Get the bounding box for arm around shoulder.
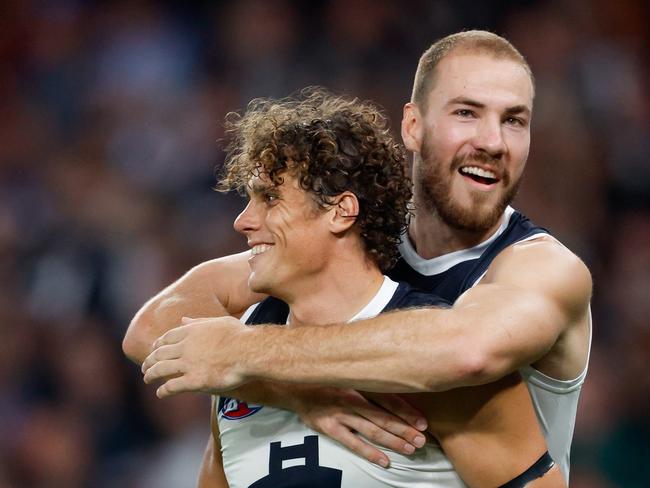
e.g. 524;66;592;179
236;239;591;393
444;238;593;387
213;238;591;394
123;251;264;364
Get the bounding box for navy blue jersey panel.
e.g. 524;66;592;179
245;283;448;326
389;211;548;303
384;282;450;310
246;296;290;325
389;259;475;304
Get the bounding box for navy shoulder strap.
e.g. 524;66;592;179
389;211;548;302
244;283;447;326
246;297;290;325
384;282;450;311
455;211;548;293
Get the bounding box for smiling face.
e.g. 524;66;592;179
233;172;334;297
409;52;533;232
220;89;412;276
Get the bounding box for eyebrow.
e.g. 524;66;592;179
447;96;485;109
246;180;277;197
504;105;531;116
446;97;531;116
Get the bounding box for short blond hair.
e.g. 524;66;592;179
412;30;534;112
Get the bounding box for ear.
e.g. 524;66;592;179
401;102;424;153
329;192;360;234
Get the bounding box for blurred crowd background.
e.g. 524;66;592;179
1;0;648;486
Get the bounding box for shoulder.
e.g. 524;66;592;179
190;252;251;280
491;235;591;286
485;236;592;316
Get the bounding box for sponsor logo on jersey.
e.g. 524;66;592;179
219;398;263;420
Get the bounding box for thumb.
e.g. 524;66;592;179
181;316;195;324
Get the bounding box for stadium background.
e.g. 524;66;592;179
1;0;648;486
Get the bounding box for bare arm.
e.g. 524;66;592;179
197;398;229;488
126;253;428;466
408;374;566;487
237;239;592;392
123;251;263;364
144;239;592;393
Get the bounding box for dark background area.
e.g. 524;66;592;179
0;0;648;486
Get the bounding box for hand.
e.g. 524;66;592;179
290;387;428;468
142;316;251;398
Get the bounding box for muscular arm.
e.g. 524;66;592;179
240;240;590;392
197;398;229;487
233;239;592;392
126;254;427;466
123;251;263;364
408;374;565;487
152;239;590;393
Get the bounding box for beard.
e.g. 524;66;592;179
415;135;522;232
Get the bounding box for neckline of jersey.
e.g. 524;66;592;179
399;206;516;276
348;275;399;323
240;276;399;327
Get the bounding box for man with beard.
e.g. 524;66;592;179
131;31;592;482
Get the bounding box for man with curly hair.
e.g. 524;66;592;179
131;30;591;484
217;91;412;274
181;89;563;487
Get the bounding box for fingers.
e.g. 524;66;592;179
156;377;188;399
297;389;426;459
352;405;427;451
365;393;428;431
143;359;184;384
152;326;189;350
325;421;390;468
344;414;420;456
142;343;182;373
343;392;426;450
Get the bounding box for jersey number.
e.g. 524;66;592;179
249;435;342;488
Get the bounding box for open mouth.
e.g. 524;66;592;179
459;166;499;185
251;244;273;256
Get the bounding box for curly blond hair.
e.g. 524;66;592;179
218;87;412;272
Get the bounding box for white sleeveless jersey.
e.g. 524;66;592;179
396;206;592;481
217;277;467;488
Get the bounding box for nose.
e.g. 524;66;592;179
473;116;506;158
233;200;260;235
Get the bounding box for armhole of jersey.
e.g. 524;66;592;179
498;451;555;488
216;303;260;420
240;302;261;324
213;395;223;419
212;302;262;422
520;307;593;393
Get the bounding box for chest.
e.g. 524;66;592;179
216;398;463;488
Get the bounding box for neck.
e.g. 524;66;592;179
409;209;504;259
283;252;385;328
